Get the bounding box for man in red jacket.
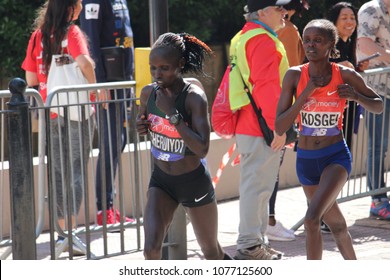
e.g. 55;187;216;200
232;0;291;260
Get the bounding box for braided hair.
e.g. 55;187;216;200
152;32;213;76
303;19;340;59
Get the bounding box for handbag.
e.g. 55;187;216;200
241;76;298;146
47;37;93;121
101;46;126;81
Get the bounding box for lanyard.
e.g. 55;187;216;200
252;20;278;37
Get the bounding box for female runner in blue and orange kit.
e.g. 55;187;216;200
275;19;383;259
136;32;232;260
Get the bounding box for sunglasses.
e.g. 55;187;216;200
264;6;285;12
274;6;286;12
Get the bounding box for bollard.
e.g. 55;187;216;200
148;0;168;44
7;77;37;259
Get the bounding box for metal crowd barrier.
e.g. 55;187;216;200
45;80;148;260
340;67;390;201
0;80;151;259
292;66;390;230
0;77;199;260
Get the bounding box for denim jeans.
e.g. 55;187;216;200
365;97;390;200
95;89;127;211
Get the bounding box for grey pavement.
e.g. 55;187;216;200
12;185;389;261
190;186;390;260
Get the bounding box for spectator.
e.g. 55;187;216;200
320;1;364;234
231;0;291;260
265;0;309;242
276;0;307;67
275;19;383;259
22;0;97;255
136;32;232;260
328;2;369;151
79;0;135;225
357;0;390;221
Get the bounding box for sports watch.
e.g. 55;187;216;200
167;110;182;126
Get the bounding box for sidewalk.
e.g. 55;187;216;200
214;187;390;260
4;186;389;260
77;186;390;260
108;186;390;260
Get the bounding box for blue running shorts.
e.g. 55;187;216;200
296;140;352;186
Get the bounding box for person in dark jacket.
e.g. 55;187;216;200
80;0;135;225
328;2;369;151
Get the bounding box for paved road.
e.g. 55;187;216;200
2;186;389;260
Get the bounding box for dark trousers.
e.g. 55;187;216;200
269;147;286;216
96;90;127;211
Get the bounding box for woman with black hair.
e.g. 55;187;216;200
136;32;232;260
22;0;97;255
327;2;369;151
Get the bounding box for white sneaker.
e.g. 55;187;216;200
56;238;86;256
234;245;279;260
69;243;86;256
266;221;295;241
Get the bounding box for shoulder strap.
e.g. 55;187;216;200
31;30;38;57
60;26;72;54
241;76;263;122
175;83;191;123
233;36;272;137
244;81;274;142
61;38;68;50
146;85;159;115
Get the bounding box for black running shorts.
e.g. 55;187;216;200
149;163;215;207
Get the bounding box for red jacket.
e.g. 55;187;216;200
235;21;288;137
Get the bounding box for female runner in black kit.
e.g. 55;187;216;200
136;32;232;260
